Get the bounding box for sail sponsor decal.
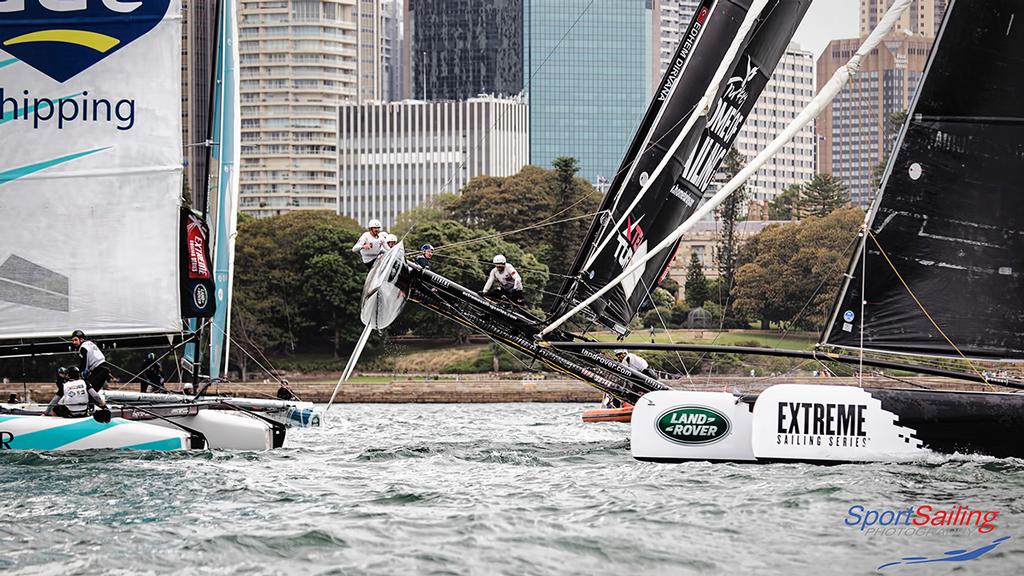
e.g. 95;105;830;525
0;0;172;83
751;385;924;461
656;406;730;445
180;210;216;318
0;0;183;338
657;2;711;103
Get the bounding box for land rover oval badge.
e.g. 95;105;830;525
656;406;730;445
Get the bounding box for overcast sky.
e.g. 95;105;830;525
791;0;860;58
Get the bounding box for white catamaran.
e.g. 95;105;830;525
0;0;317;451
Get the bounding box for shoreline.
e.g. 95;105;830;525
1;375;999;404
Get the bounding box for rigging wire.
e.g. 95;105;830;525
410;211;600;256
867;231;995;390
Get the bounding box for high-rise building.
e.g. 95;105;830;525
338;96;529;228
381;0;404;102
817;32;935;207
237;0;381;218
405;0;524;101
181;0;218;207
525;0;651;185
651;0;699;91
733;43;816;206
860;0;947;37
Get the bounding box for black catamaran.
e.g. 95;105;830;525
352;0;1024;463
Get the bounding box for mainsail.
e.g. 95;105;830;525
0;1;184;339
823;0;1024;360
554;0;810;333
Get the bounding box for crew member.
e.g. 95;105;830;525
415;244;433;270
71;330;110;393
276;379;297;400
482;254;524;304
385;233;398;251
140;352;165;393
45;366;107;418
614;348;658;379
352;219;387;270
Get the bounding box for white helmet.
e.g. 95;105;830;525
493;254;506;265
386;233;398;243
614;348;627;355
368;218;382;229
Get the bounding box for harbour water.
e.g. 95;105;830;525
1;403;1021;575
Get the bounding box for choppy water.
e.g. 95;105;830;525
1;403;1022;575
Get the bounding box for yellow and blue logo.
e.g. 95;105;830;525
0;0;171;83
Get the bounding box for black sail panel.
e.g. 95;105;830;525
824;0;1024;360
553;0;718;317
559;0;810;332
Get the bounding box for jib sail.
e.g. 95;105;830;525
554;0;810;333
823;0;1024;360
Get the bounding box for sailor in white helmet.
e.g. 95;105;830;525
352;219;388;270
384;233;398;250
614;348;657;379
482;254;525;304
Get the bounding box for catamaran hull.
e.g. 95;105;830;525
105;391;323;428
0;415;191;451
632;385;1024;463
144;411;274;450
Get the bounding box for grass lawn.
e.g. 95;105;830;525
588;329;817;350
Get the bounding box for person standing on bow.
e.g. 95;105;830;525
414;244;434;270
140;352;165;393
351;218;387;270
71;330;110;393
44;365;107;418
482;254;524;304
614;348;658;380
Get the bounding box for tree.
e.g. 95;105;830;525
802;173;849;217
684;252;709;308
716;147;747;322
732;207;863;330
769;183;803;220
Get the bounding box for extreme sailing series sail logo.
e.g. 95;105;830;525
680;56;760;190
777;402;869;447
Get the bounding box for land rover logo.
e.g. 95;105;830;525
656;406;730;445
193;285;208;309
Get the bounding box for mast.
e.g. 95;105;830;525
208;0;241;380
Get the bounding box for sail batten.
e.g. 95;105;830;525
823;0;1024;361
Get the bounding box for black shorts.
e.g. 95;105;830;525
87;364;110;392
53;405;88;418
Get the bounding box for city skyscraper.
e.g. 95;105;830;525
860;0;947;37
237;0;381;218
181;0;217;206
339;96;529;228
733;43;817;207
405;0;524;101
381;0;404;102
651;0;699;92
816;0;946;207
525;0;651;185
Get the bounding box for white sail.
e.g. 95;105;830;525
0;1;183;339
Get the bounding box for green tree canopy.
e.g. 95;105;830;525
801;173;850;217
732;207;863;330
684;251;709;308
769;183;803;220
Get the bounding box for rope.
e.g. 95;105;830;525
867;231;993;389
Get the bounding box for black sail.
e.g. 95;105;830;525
824;0;1024;360
553;0;810;333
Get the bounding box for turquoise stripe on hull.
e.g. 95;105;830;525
7;418;123;450
0;58;16;70
122;437;185;451
0;147;109;185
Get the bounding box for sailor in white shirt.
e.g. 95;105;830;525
351;219;387;269
614;348;657;379
44;366;107;418
71;330;110;392
482;254;524;304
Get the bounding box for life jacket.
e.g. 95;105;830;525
59;379;90;414
80;340;106;372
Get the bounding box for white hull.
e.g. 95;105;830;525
145;410;274;450
105;391;323;428
0;414;190;451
